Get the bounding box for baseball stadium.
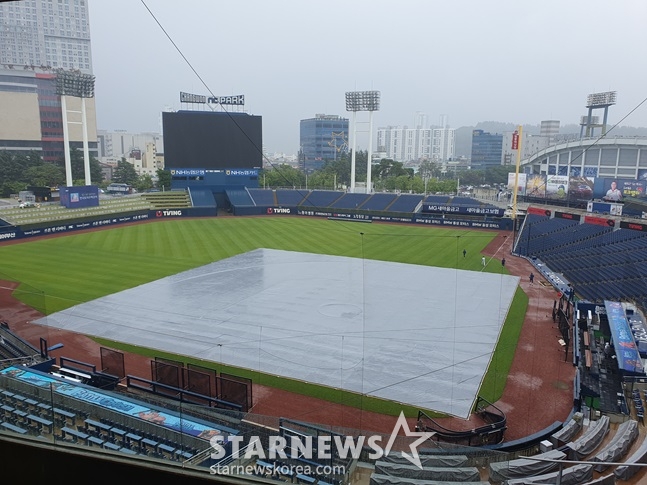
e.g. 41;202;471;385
1;111;647;485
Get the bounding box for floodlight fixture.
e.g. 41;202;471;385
345;90;380;112
55;69;95;98
586;91;616;108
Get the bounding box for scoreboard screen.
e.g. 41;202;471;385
163;111;262;169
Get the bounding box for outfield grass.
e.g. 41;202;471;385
0;217;527;416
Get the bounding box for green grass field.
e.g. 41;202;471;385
0;217;527;417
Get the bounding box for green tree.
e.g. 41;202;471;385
156;169;172;191
24;163;65;187
321;155;351;188
373;159;409;180
458;169;484;186
112;159;139;185
0;181;27;198
262;164;305;188
59;147;104;185
0;151;42;186
484;165;516;185
135;174;154;192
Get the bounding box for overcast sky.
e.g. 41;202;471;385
88;0;647;155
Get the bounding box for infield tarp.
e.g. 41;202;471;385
34;249;520;418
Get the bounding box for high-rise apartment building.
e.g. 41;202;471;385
377;125;454;163
299;114;349;173
431;127;455;163
0;0;97;162
0;0;93;73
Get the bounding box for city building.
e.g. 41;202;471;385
299;114;349;172
0;0;93;73
470;129;503;169
377;123;455;165
501;121;558;167
0;0;97;163
377;125;431;162
97;130;163;176
432;127;455;163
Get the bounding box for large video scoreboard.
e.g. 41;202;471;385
162;111;262;170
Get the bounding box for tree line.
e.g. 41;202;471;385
0;149;172;197
0;148;517;199
261;150;517;194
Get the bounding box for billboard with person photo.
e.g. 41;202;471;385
546;175;569;200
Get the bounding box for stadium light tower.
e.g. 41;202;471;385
345;91;380;193
583;91;616;138
55;69;96;187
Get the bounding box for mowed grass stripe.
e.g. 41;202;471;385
1;219;504;311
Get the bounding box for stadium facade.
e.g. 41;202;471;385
522;136;647;180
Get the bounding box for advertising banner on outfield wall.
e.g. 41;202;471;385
0;213;151;242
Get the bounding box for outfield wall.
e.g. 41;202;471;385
235;205;514;229
0;207;217;242
0;203;509;243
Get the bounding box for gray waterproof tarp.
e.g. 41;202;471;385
370;473;489;485
379;453;469;467
582;474;616;485
373;461;480;482
34;248;520;419
488;449;566;482
592;419;638;472
550;412;583;447
565;415;610;460
504;464;593;485
614;433;647;480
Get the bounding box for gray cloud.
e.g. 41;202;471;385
90;0;647;154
